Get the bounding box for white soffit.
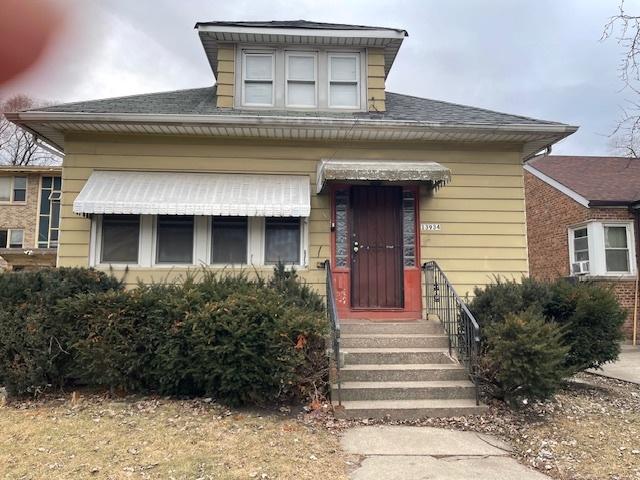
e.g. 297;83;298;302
316;159;452;193
73;171;311;217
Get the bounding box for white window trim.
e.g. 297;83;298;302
241;50;276;107
568;220;636;278
0;176;27;204
285;51;318;108
328;52;361;109
0;228;24;248
90;215;309;269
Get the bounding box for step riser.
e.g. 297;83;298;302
340;322;444;335
336;406;487;420
337;386;477;401
340;337;449;349
344;352;452;365
339;369;469;382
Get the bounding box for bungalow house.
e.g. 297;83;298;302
525;155;640;343
0;165;62;270
7;20;576;418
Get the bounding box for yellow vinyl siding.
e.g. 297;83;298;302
216;45;235;108
366;48;386;112
59;134;528;295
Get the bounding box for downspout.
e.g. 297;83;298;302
634;208;640;346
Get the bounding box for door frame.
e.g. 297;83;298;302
329;183;422;320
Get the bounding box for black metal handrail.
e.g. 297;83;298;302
324;260;341;406
422;261;481;405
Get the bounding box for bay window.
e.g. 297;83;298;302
286;52;316;107
101;215;140;263
242;52;274;106
211;216;248;264
156;216;194;264
328;53;360;108
569;222;635;276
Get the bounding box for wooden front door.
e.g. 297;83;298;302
350;186;404;309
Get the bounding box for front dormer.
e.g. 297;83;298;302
195;21;407;112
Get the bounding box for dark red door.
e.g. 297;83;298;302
351;186;404;309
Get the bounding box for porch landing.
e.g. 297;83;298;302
333;319;487;419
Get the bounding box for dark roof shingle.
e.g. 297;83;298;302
34;86;563;127
529;155;640;204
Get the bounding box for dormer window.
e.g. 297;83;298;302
328;53;360;109
286;52;317;107
242;51;275;106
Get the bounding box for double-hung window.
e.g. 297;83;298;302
242;52;274;106
101;215;140;264
0;229;23;248
328;53;360;108
211;216;248;264
571;227;589;263
0;176;27;202
604;225;631;273
286;52;317;107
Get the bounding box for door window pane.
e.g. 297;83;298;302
101;215;140;263
0;178;10;201
605;226;629;272
12;176;26;202
402;190;416;267
9;230;23;248
212;216;248;264
334;190;349;267
265;217;300;264
156;216;194;264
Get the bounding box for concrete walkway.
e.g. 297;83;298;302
341;426;551;480
589;345;640;384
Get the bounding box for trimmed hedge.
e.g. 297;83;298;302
0;267;328;406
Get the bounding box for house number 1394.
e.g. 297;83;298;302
421;223;441;231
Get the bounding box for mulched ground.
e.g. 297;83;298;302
301;373;640;480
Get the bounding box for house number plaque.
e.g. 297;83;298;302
420;223;441;232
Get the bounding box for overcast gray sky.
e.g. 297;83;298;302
1;0;636;155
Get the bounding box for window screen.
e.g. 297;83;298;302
156;216;194;264
265;217;300;264
287;54;316;107
605;226;629;272
211;216;248;264
244;53;274;105
101;215;140;263
329;55;359;108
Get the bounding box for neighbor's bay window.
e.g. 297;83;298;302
156;216;194;264
569;222;635;276
329;53;360;108
286;52;317;107
101;215;140;263
243;52;275;106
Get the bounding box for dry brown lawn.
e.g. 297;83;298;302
0;394;349;480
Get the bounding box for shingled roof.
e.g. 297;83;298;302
35;86;562;127
527;155;640;205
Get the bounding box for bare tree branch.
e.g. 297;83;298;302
0;94;60;166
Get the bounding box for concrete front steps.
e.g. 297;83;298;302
333;320;487;419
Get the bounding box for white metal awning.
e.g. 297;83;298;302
316;159;452;193
73;171;311;217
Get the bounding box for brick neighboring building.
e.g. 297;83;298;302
0;165;62;270
525;155;640;341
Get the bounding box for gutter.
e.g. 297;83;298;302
5;110;579;135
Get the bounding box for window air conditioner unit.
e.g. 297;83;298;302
571;261;590;275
